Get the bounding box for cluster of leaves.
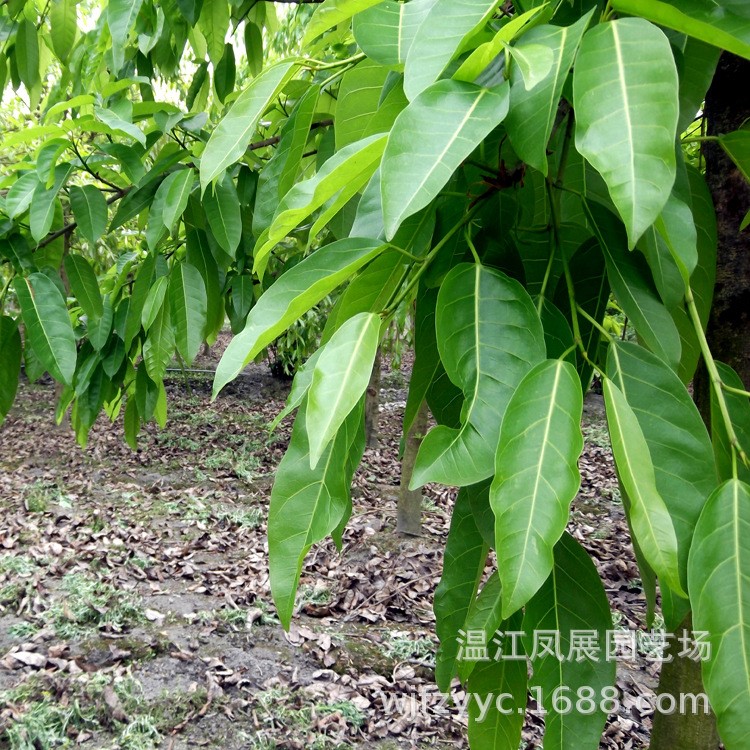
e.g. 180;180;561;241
1;0;750;748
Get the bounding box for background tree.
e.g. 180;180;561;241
1;1;750;749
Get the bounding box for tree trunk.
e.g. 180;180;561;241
397;399;428;536
651;52;750;750
364;350;381;448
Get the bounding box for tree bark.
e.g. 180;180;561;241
397;400;428;536
651;52;750;750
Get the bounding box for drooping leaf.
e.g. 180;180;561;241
30;165;71;243
505;14;592;175
411;263;546;488
712;362;750;485
720;128;750;183
491;359;583;619
14;273;76;386
6;172;39;219
688;479;750;750
141;276;169;332
49;0;77;64
15;18;40;90
69;185;108;245
269;398;365;629
64;254;103;321
607;341;716;593
108;0;144;70
434;486;489;691
522;532;615;750
573;18;679;247
404;0;499;101
214;238;384;395
603;377;685;596
186;229;224;341
200;60;297;191
124;254;156;349
199;0;230;66
611;0;750;60
160;168;195;234
142;303;174;381
0;316;22;425
169;263;208;365
381;79;509;240
255;134;387;273
204;174;242;257
214;43;236;104
306;312;380;468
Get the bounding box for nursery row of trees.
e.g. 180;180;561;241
0;1;749;748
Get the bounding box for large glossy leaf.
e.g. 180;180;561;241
587;202;682;370
124;254;156;349
169;263;208;366
254;134;387;273
49;0;77;63
404;0;498;101
0;316;21;425
214;238;384;395
64;254;103;321
186;229;224;341
15;18;40;89
108;0;144;69
198;0;230;66
611;0;750;60
302;0;384;46
522;532;615;750
603;378;684;596
306;312;380;468
142;303;174;382
200;60;297;191
675;37;720;133
160;169;195;234
689;479;750;750
573;18;679;247
505;14;592;175
204;174;242;257
269;398;364;629
607;342;716;593
6;172;39;219
335;60;392;150
466;613;527;750
30;165;71;243
434;486;489;692
411;263;546;488
69;185;108;245
353;0;437;67
491;359;583;619
381;79;509;240
14;274;76;386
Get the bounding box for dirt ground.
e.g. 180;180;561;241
0;351;663;749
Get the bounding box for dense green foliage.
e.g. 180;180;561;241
1;0;750;747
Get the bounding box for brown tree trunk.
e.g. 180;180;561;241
364;350;381;448
397;400;428;536
651;52;750;750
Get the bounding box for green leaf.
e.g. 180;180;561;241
255;134;387;273
214;238;384;395
124;254;156;349
89;296;113;352
587;202;682;370
302;0;385;47
269;398;365;629
94;106;147;146
186;229;224;341
522;532;615;750
505;14;592;175
0;316;22;425
204;174;242;257
49;0;77;63
6;172;41;218
720;128;750;183
675;37;720;134
712;362;750;485
15;18;40;90
64;254;103;321
404;0;499;101
411;263;546;488
200;60;297;191
199;0;230;66
214;43;236;104
611;0;750;60
381;79;509;240
169;263;208;366
142;303;174;382
573;18;679;247
69;185;108;245
353;0;437;68
491;359;583;619
244;21;263;77
607;341;716;593
603;377;685;596
108;0;144;70
159;169;195;234
434;486;488;691
689;479;750;750
30;164;71;243
14;273;76;386
307;312;380;468
141;276;169;332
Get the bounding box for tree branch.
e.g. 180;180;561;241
247;118;333;153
